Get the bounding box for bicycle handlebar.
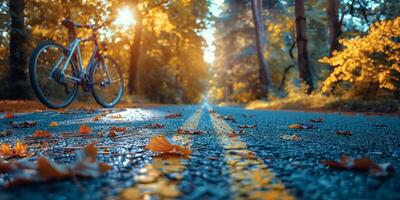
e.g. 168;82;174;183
62;19;112;30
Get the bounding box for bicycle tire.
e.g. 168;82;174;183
91;56;124;108
29;41;78;109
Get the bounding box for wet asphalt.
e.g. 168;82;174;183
0;104;399;200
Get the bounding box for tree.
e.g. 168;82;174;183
327;0;342;54
250;0;272;99
128;0;142;95
295;0;313;93
8;0;28;98
320;17;400;98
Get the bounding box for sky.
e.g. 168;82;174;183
201;0;225;64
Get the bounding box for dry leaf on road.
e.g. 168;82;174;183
3;113;15;119
310;118;324;123
0;141;30;158
164;113;182;119
280;134;302;141
79;124;92;134
0;143;112;187
237;124;257;129
49;122;58;127
144;123;165;129
0;130;12;137
146;135;191;155
8;121;37;128
33;130;53;138
336;130;352;136
321;155;394;177
289;123;315;129
176;128;203;135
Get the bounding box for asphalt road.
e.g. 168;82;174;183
0;103;399;200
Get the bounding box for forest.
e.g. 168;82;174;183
1;0;400;112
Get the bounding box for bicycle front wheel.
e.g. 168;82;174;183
29;41;78;109
91;56;124;108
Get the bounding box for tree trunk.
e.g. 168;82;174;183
128;1;143;95
8;0;28;98
250;0;272;99
327;0;342;54
295;0;313;94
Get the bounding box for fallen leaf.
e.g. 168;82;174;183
0;130;12;137
33;130;53;138
176;128;203;135
237;124;257;129
0;141;29;158
336;130;352;136
164;113;182;119
92;115;102;121
49;122;58;127
8;121;37;128
224;115;237;123
227;132;238;138
144;123;165;129
288;123;315;129
3;113;15;119
146;135;191;155
108;131;117;138
310;118;324;123
280;134;302;141
0;143;112;187
321;155;394;177
109;114;124;119
110;126;127;132
79;124;92;134
372;124;387;127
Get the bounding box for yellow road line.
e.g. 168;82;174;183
208;108;295;200
119;107;203;200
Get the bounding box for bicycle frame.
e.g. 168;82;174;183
50;38;113;87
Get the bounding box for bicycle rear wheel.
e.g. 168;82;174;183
29;41;78;109
91;56;124;108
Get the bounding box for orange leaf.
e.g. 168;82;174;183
108;131;117;137
37;157;69;180
79;124;92;134
146;135;191;155
3;113;15;119
0;141;29;158
49;122;58;127
14;141;28;156
0;144;13;156
110;126;127;132
92;115;102;121
33;130;53;138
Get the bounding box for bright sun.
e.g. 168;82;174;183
115;7;135;28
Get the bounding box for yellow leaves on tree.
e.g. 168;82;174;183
146;135;191;156
0;141;29;158
320;17;400;96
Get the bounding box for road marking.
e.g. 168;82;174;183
119;106;203;200
208;107;295;200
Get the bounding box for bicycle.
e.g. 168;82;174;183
29;19;124;109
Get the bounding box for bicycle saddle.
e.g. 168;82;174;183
62;19;89;30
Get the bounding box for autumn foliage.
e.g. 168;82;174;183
320;17;400;97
